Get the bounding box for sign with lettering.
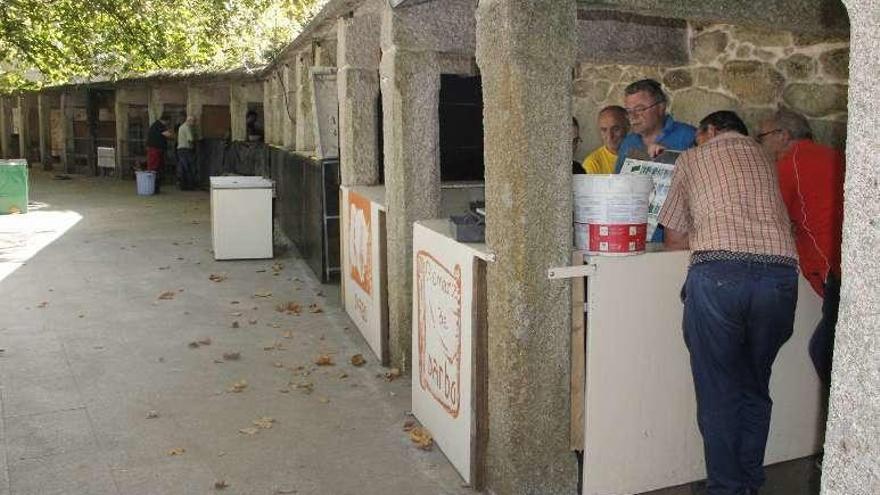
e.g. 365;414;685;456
416;251;462;417
341;187;386;362
412;222;477;483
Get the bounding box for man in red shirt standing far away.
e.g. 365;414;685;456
758;108;845;386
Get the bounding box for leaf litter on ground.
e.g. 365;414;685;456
227;380;248;393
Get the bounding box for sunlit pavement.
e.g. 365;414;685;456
0;170;469;495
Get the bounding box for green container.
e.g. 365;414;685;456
0;159;29;214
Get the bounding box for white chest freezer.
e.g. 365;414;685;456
210;176;274;260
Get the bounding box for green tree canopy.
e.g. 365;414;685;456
0;0;323;92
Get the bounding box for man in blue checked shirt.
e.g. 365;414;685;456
614;79;696;242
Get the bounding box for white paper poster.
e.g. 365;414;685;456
621;157;676;240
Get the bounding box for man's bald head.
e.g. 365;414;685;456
597;105;629;154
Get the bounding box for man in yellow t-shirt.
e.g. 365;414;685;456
580;105;629;174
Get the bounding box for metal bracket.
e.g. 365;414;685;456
547;263;597;280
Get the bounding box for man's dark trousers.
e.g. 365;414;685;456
809;273;840;386
682;260;798;495
177;148;197;190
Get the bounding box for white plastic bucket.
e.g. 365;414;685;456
136;171;156;196
573;174;653;255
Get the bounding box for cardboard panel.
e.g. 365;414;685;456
411;222;478;483
582;251;823;495
341;187;387;363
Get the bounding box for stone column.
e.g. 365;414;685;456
17;95;32;164
822;1;880;494
476;0;577;493
262;79;274;145
295;51;316;151
37;93;52;170
380;45;442;369
337;13;381;186
114;92;129;175
0;97;11;158
282;65;297;149
230;84;246;142
59;92;72;172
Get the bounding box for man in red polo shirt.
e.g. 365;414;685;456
758;108;844;386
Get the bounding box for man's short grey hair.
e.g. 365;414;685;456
770;108;813;140
624;79;667;104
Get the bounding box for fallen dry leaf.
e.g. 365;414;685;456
37;301;48;309
314;355;334;366
264;341;285;351
188;342;201;349
253;417;275;429
229;312;243;317
281;330;293;339
227;380;248;393
254;291;273;298
231;321;240;329
158;291;176;300
273;362;284;368
158;266;171;270
385;368;401;382
319;397;330;404
350;354;366;367
230;301;240;305
276;302;301;315
238;427;259;435
213;480;229;490
269;323;281;329
209;274;227;283
271;262;284;273
402;419;416;432
146;410;160;419
308;304;323;314
168;447;186;456
248;319;258;325
409;426;433;451
198;337;212;346
222;352;241;361
339;372;348;379
293;381;314;394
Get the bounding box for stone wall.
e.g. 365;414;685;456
573;23;849;159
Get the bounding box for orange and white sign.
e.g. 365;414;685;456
341;187;386;363
348;191;372;295
412;221;479;484
416;251;462;417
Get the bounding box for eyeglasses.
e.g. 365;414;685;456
756;129;782;143
624;101;662;116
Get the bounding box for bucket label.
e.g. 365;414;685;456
588;223;647;253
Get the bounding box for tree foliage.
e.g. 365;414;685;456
0;0;323;92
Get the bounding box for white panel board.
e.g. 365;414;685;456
341;187;387;362
411;221;476;483
582;251;823;495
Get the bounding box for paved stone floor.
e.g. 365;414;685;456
0;171;470;495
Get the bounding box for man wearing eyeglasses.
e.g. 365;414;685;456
613;79;696;175
758;109;844;389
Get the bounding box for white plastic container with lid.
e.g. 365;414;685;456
573;174;653;255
